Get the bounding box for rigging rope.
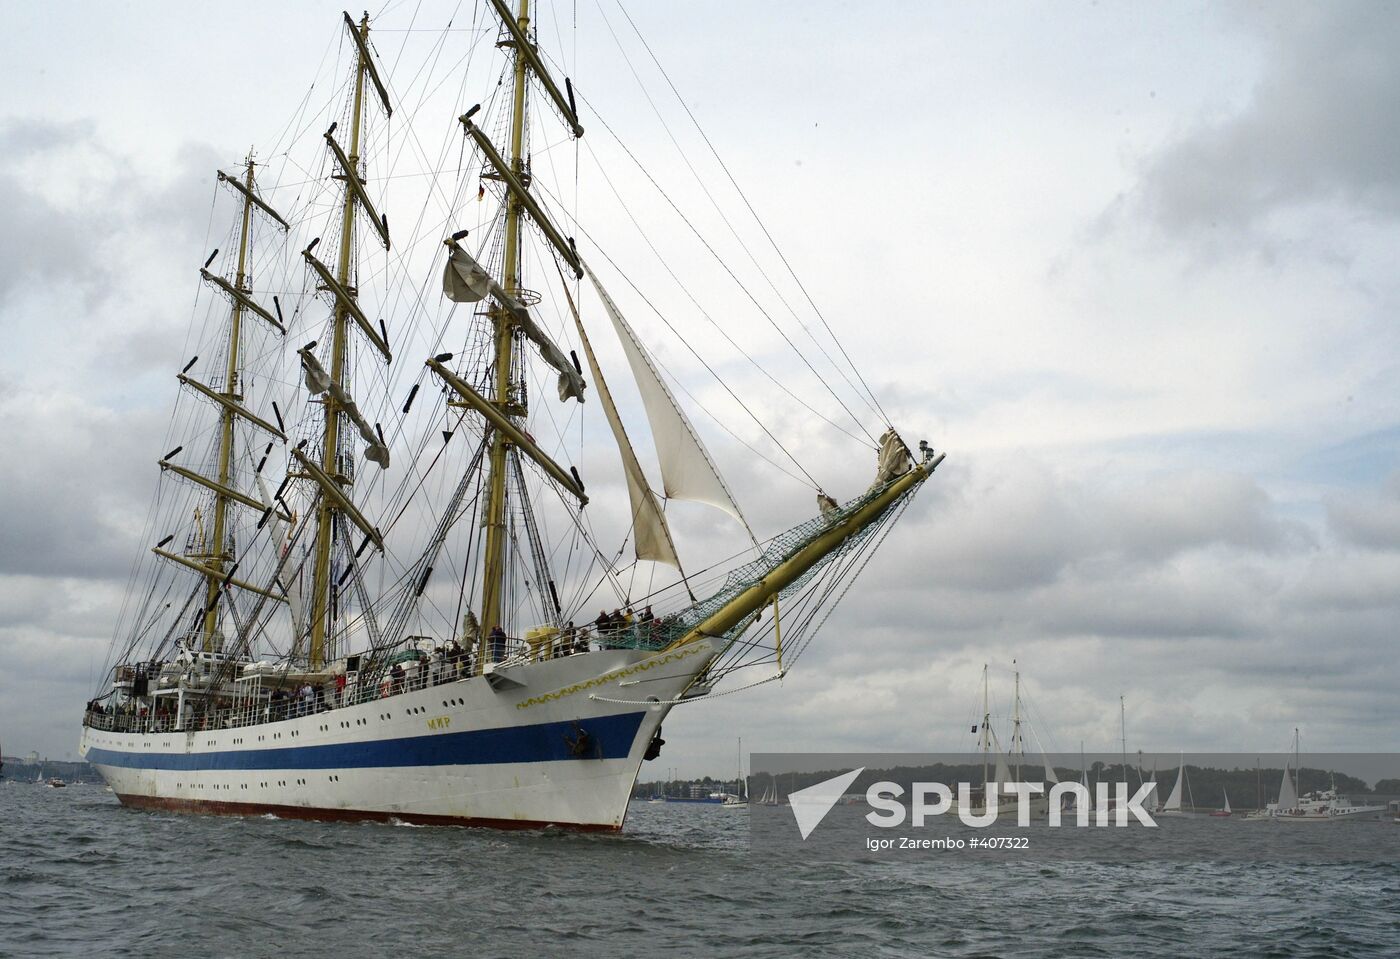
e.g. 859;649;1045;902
612;0;893;430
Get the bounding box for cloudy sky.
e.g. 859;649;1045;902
3;1;1399;777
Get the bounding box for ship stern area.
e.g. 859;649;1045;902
79;639;716;832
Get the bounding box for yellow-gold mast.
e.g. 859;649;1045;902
478;0;533;658
201;157;257;651
308;13;372;670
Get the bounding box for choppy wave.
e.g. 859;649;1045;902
2;786;1397;958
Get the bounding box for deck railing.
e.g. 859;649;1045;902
81;624;659;737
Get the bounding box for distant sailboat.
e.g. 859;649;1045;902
1210;790;1232;817
1249;731;1301;819
756;778;780;806
956;664;1053;819
1156;754;1194;817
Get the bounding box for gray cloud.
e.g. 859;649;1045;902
1326;472;1400;549
1138;2;1400;233
883;460;1301;595
0;388;160;579
0;120;109;305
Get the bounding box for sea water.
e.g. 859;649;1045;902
2;783;1397;957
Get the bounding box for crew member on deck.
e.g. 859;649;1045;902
488;624;507;662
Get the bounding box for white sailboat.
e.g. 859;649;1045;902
955;664;1053;819
1243;729;1385;821
722;739;746;807
1155;754;1194;817
1248;756;1298;820
1210;790;1232;817
77;4;942;832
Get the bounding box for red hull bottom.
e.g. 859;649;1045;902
115;792;622;833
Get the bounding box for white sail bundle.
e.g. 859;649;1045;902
443;245;586;403
299;348;390;467
583;263;753;541
873;428;913;487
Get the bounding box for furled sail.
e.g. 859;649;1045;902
583;262;753;539
299;348;390;467
561;281;679;567
443;244;586;403
873;428;913;487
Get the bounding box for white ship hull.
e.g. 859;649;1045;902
80;641;717;831
1274;807;1388;823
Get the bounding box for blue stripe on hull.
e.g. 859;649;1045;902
85;711;647;771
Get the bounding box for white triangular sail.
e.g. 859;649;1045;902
583;262;753;540
1222;791;1231;814
567;287;679;568
1164;761;1185;811
1277;764;1297;810
1141;780;1159;812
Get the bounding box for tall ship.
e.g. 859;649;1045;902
79;3;941;831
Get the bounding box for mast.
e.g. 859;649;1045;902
1011;664;1021;784
1293;727;1301;801
1079;741;1089;808
200;157;257;651
308;13;372;670
980;663;990;789
1119;695;1128;787
479;0;533;653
